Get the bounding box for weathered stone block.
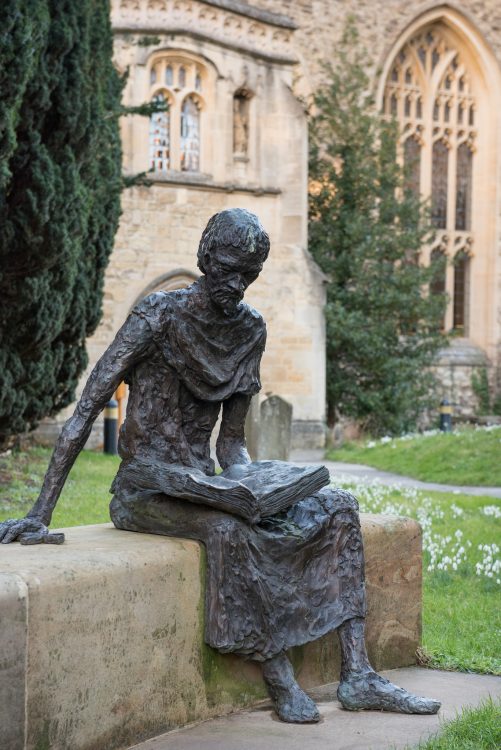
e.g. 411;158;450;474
0;515;421;750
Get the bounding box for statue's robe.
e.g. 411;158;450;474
109;285;366;660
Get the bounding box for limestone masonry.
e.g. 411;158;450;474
37;1;501;444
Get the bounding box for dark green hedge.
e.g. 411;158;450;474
0;0;122;444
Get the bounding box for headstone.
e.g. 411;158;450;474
256;395;292;461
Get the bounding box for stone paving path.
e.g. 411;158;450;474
290;450;501;499
129;668;501;750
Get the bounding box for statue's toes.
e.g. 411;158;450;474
338;672;441;715
276;688;320;723
403;695;441;715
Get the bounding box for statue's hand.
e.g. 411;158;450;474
0;517;65;545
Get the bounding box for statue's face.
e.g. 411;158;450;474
203;245;263;315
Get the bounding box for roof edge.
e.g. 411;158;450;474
197;0;297;29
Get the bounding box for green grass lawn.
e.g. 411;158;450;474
0;446;119;527
1;447;500;676
327;425;501;486
406;698;501;750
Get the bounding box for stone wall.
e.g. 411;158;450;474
35;0;327;449
34;0;501;444
1;517;422;750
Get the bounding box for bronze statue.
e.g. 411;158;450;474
0;209;440;722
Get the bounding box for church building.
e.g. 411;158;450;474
44;1;501;447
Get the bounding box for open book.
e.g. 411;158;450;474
130;459;330;523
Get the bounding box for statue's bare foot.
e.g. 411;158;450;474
262;652;320;723
337;671;440;714
269;681;320;723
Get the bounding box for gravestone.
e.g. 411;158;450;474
256;395;292;461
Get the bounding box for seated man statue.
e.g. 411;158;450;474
0;209;440;723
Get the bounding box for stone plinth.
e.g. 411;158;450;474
0;515;421;750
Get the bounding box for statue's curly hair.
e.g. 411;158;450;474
197;208;270;274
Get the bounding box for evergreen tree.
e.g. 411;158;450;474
0;1;123;446
309;22;447;436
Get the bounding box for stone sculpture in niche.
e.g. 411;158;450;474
233;91;250;155
0;209;440;722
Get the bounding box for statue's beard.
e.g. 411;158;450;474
210;287;244;315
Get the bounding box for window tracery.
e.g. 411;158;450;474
180;96;200;172
148;54;206;173
383;24;477;333
149;92;170;172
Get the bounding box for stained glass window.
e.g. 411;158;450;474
149;93;170;172
430;249;447;298
180;96;200;172
431;141;448;228
149;57;207;172
404;137;421;196
455;143;472;231
383;23;478;333
453;252;469;330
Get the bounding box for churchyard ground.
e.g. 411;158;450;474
0;444;499;679
327;424;501;486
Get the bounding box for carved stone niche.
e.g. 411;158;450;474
233;87;253;159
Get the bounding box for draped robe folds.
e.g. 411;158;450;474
110;285;366;661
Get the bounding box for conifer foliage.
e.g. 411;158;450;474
0;1;123;445
309;23;447;436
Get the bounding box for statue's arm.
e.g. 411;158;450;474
216;393;252;470
0;312;153;543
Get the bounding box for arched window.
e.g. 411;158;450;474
453;251;470;331
180;96;200;172
430;248;447;297
147;54;207;173
383;23;479;334
431;140;449;228
149;93;170;172
403;136;421;196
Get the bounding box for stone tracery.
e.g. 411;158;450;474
384;24;477;333
148;53;205;172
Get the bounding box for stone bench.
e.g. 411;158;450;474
1;516;422;750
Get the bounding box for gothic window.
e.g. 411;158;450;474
430;248;447;298
431;141;448;228
383;23;478;334
149;93;170;172
453;251;469;330
148;54;207;172
180;96;200;172
403;137;421;196
455;143;473;231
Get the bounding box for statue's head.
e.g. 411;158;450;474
197;208;270;314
